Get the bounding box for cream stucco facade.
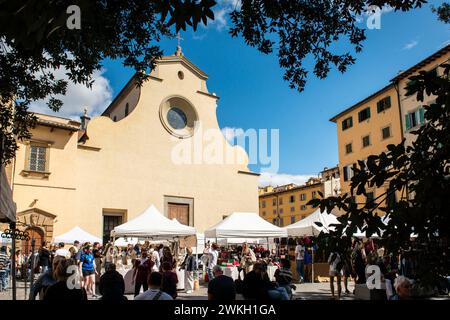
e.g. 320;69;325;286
7;50;259;246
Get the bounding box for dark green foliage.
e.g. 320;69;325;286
432;2;450;24
310;65;450;287
0;0;216;164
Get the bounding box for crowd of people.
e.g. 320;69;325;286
326;238;417;300
1;235;442;301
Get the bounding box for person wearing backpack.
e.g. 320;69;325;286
328;250;343;300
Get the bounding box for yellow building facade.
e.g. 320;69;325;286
259;179;323;227
330;44;450;209
330;84;403;207
6;50;259;248
392;44;450;146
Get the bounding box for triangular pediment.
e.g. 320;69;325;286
156;54;208;80
17;208;57;220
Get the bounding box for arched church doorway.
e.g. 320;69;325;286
22;227;44;255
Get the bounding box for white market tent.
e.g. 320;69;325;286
111;205;196;239
204;212;287;239
284;208;340;283
352;215;390;238
285;208;340;237
54;226;102;244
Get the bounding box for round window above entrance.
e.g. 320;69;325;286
159;96;198;138
167;107;187;130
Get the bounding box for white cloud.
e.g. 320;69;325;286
403;40;418;50
192;32;207;41
221;126;244;144
203;0;241;31
258;172;316;188
29;68;113;120
208;8;228;31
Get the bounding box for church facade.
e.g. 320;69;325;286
6;49;259;247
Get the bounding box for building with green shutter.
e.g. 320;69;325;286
391;44;450;146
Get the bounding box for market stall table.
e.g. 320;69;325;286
117;266;135;294
220;265;242;280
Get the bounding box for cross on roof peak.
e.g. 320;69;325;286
175;32;184;56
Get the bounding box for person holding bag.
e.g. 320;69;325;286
240;243;256;276
180;247;197;293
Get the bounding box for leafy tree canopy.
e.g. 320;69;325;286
432;2;450;24
0;0;436;165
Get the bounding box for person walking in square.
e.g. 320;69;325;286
328;249;343;300
180;247;197;293
79;245;98;298
295;239;305;283
132;250;154;296
38;241;51;274
204;242;219;281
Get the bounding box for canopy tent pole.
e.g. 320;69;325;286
312;246;315;283
9;222;17;300
311;228;315;283
195;234;199;291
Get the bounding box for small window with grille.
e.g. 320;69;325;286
28;145;47;172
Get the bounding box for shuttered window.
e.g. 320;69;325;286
382;126;391;139
343;164;355;182
362;135;370;148
358;107;371;122
342;117;353;130
405;107;425;130
377;96;391;113
345;143;353;154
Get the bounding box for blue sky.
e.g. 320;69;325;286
31;1;450;186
